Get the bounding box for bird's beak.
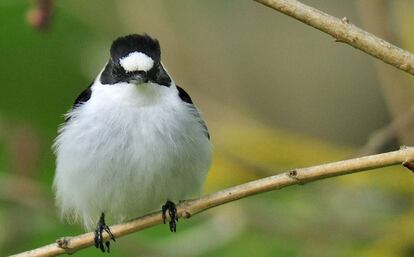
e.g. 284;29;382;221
129;73;148;84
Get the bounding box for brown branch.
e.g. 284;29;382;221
254;0;414;75
11;148;414;257
356;0;414;143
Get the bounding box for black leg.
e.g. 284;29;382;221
94;213;116;253
162;200;178;232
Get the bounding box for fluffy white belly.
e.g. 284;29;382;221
53;83;211;230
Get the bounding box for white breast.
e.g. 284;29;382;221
53;80;211;230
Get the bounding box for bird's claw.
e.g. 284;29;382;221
94;213;116;253
162;200;178;232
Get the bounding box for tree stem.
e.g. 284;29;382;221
255;0;414;75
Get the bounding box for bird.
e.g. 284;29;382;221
53;34;212;252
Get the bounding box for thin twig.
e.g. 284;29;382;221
11;148;414;257
26;0;54;31
356;0;414;143
254;0;414;75
357;106;414;156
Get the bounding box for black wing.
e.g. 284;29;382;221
73;83;93;108
177;85;210;140
65;83;93;122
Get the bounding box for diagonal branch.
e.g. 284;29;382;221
357;105;414;156
254;0;414;75
11;147;414;257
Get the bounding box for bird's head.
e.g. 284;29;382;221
100;34;171;87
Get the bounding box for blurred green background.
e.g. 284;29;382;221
1;0;414;256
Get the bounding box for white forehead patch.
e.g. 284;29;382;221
119;51;154;72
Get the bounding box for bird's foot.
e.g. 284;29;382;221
162;200;178;232
94;213;116;253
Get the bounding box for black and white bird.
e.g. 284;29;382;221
53;34;212;252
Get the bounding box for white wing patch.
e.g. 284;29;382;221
119;51;154;72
